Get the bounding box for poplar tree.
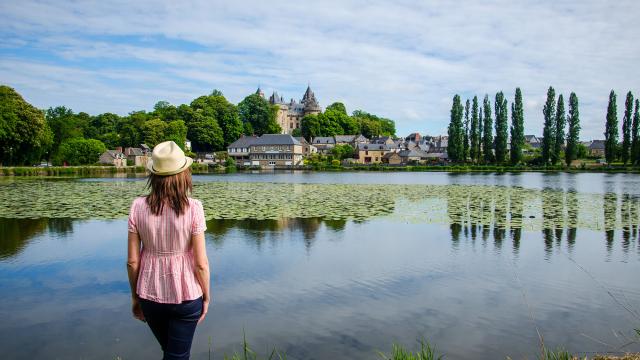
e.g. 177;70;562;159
494;92;508;164
604;90;618;164
448;95;464;162
622;91;634;164
553;94;566;165
470;96;480;163
478;107;483;162
482;95;494;163
565;92;580;166
541;86;556;164
633;99;640;165
463;99;470;161
510;88;525;165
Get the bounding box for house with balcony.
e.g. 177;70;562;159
248;134;304;167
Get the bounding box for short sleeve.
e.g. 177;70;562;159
128;199;138;233
191;199;207;234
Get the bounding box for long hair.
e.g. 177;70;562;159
145;168;193;216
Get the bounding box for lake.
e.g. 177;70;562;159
0;172;639;359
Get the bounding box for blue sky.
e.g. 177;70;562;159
1;0;639;139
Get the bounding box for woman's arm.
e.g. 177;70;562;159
192;232;210;323
127;231;145;321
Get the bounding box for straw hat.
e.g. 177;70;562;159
147;141;193;175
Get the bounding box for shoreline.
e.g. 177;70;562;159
1;163;640;176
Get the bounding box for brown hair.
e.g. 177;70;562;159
145;168;193;216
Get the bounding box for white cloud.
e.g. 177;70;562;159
0;0;639;139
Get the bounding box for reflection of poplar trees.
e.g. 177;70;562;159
566;190;578;251
603;193;617;252
541;188;564;258
621;194;633;253
510;189;524;255
543;228;553;259
205;218;326;249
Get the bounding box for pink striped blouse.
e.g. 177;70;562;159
128;197;207;304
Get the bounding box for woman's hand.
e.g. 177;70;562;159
198;297;209;324
132;297;146;322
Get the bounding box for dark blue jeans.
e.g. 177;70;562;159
140;297;203;360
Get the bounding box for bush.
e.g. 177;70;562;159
53;138;106;166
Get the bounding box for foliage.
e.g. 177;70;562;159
510;88;525;165
0;85;53;165
633;99;640;165
238;94;281;136
45;106;91;155
191;92;243;146
141;118;167;148
325;102;347;115
470;96;480;163
54;138;106;166
463;98;470;160
553;94;566;165
622;91;634;164
447;95;465;162
482;95;494;163
377;340;442;360
494;91;508;164
565;93;581;166
352;110;396;138
165;120;187;150
187;113;225;152
542;86;556;164
331;144;355;159
605;90;618;164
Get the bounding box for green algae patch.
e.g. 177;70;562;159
0;179;638;231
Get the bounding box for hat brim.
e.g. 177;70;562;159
146;156;194;176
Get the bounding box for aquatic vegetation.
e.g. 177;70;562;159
0;179;638;231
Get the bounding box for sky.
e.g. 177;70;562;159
1;0;639;140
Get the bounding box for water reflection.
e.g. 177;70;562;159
0;217;74;259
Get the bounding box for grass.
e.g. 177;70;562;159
377;340;442;360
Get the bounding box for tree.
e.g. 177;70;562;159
324;108;358;134
141;118;168;148
165;120;188;150
605;90;618;164
238;93;281;136
45;106;89;155
494;92;508;164
541;86;556;164
470;96;480;163
190;93;243;146
331;144;355;159
482;95;494;163
622;91;634;164
53;138;106;166
187;113;224;152
553;94;566;165
326;102;347;115
447;95;464;162
463;99;470;161
352;110;396;136
0;85;53;165
301;114;322;140
478;107;483;162
565;92;581;166
632;99;640;165
510;88;525;165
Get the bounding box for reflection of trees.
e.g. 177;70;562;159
603;193;617;253
0;218;48;259
47;218;74;235
621;194;633;253
566;191;578;252
205;217;330;251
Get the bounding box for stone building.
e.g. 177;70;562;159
259;86;322;134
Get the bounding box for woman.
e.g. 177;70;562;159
126;141;210;360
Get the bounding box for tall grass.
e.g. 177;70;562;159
377;340;442;360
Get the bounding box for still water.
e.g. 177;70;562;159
0;172;639;359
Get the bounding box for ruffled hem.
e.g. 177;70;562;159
136;251;203;304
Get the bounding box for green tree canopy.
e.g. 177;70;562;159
141;118;168;148
510;88;525;165
622;91;634;164
482;95;494;163
0;85;53;165
326;102;347;115
447;94;464;162
165;120;187;150
238;94;281;136
187;113;224;152
553;94;566;165
541;86;556;164
565;92;580;166
54;138;106;166
494;92;508;164
605;90;618;163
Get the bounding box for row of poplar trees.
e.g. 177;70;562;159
448;87;581;166
604;90;640;165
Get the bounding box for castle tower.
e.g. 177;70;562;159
301;85;321;115
256;86;264;98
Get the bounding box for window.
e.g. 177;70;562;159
268;161;276;166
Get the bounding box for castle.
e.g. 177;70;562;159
256;86;322;134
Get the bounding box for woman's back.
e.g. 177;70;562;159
128;196;206;304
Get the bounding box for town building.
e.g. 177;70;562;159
123;146;149;166
295;137;317;156
249;134;304;167
356;143;389;164
311;136;336;154
588;140;606;157
260;86;322;135
227;135;258;166
99;149;127;167
524;135;541;149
